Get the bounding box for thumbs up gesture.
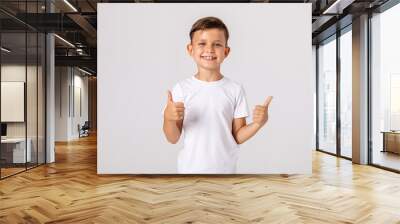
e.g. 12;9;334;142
164;90;185;121
253;96;273;127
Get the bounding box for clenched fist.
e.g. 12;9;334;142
164;90;185;121
253;96;273;127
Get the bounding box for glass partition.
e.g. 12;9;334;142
38;32;45;165
0;1;46;179
1;31;28;177
27;31;38;169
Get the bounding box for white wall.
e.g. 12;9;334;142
312;45;316;149
55;66;70;141
55;67;89;141
98;3;313;174
72;72;89;138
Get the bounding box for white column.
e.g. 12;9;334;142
352;14;369;164
46;33;55;163
45;0;56;163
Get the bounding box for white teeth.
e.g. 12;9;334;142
202;56;215;60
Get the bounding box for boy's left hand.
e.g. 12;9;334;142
252;96;273;127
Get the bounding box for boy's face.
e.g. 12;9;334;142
187;28;230;72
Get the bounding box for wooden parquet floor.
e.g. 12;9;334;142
1;134;400;224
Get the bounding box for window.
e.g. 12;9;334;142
318;36;337;154
371;2;400;171
339;28;352;158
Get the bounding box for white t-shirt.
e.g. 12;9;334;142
170;75;249;174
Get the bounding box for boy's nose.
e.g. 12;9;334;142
205;46;215;52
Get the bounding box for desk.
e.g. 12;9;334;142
381;131;400;154
1;138;31;163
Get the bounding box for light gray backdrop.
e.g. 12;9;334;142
98;3;313;174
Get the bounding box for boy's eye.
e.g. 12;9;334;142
198;43;205;46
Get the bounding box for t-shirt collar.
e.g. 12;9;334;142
191;75;227;86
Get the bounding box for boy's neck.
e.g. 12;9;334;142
195;69;223;82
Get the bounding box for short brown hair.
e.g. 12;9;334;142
189;16;229;44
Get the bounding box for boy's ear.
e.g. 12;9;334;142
186;43;193;55
224;46;231;57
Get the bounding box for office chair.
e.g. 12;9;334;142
79;121;90;138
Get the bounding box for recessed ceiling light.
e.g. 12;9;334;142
54;34;75;48
322;0;354;15
1;47;11;53
78;67;93;76
63;0;78;12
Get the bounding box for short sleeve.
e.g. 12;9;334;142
162;83;184;115
170;83;184;103
234;85;249;118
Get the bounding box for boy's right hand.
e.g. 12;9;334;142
164;90;185;121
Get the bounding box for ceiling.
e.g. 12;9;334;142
0;0;393;75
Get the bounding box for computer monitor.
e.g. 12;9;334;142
1;123;7;137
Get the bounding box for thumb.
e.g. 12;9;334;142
263;96;273;107
167;90;173;103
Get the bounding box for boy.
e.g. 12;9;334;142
163;16;272;174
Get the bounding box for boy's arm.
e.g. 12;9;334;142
163;90;185;144
232;118;263;144
163;119;183;144
232;96;273;144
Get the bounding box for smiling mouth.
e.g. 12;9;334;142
201;56;217;61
